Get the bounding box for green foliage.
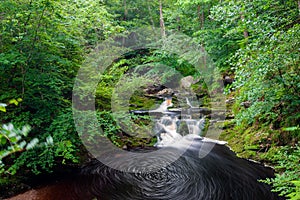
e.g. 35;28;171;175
95;58;130;110
0;122;56;175
233;23;300;127
2;113;78;175
1;0;299;197
262;144;300;199
283;126;300;132
7;149;53;175
46;109;80;164
205;0;300;130
95;48;200;111
97;110;121;146
0;102;48;175
0;0;119;177
287;181;300;200
104;0;160;30
0;124;31;168
0;104;6;113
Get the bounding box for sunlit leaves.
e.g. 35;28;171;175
0;104;7;112
0;123;34;169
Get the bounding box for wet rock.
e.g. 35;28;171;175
157;88;174;97
198;107;212;115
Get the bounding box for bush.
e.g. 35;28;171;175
262;143;300;199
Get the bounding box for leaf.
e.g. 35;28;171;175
21;125;31;136
26;138;39;150
46;136;53;145
19;141;26;149
3;123;14;131
290;180;300;187
0;137;7;145
0;103;7;112
0;106;6;112
283;126;299;131
9;99;19;106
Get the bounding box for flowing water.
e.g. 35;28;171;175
150;97;207;147
6;98;284;200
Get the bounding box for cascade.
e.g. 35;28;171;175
140;97;209;147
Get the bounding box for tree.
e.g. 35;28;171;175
0;0;116;175
159;0;166;37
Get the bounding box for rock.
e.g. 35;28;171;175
225;97;235;104
226;113;235;119
223;76;234;85
241;101;251;108
180;76;199;90
198;107;212;115
157;88;174;97
144;85;166;94
209;112;226;120
143;84;174;98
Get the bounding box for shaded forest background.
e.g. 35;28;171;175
0;0;299;199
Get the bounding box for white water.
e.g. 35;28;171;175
153;98;206;147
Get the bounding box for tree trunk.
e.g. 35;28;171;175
148;4;155;31
240;13;249;39
197;5;205;29
124;0;128;21
197;4;206;67
201;45;207;68
177;16;181;31
159;0;166;37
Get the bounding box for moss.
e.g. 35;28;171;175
129;93;156;110
223;120;235;129
122;136;156;149
258;146;283;163
219;119;293;164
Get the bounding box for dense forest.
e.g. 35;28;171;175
0;0;299;199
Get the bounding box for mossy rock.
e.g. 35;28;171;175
129;95;156;110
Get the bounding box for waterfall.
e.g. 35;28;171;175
152;97;206;147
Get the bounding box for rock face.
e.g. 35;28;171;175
143;76;200;98
144;85;174;98
144;85;166;95
180;76;199;90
